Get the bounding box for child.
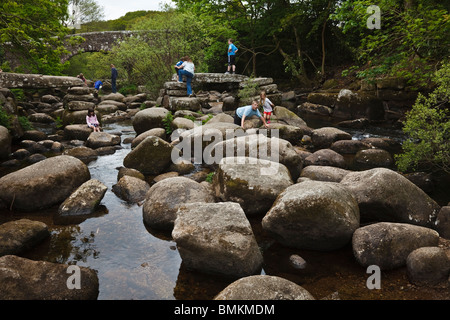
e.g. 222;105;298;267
86;109;101;132
259;91;275;124
234;100;270;129
174;57;186;77
225;39;238;74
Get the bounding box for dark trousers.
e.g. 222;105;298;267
111;78;117;93
234;114;241;126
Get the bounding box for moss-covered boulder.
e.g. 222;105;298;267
123;136;174;175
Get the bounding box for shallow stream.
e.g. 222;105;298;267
1;118;449;300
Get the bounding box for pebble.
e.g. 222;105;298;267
289;254;307;269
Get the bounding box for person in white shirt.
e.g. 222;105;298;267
175;56;195;97
259;91;275;124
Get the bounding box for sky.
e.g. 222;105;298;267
95;0;174;21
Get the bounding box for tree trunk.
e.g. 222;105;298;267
321;1;332;77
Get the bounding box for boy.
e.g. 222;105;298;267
234;100;270;129
225;39;238;74
175;57;186;77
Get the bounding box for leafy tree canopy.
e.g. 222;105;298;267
0;0;71;74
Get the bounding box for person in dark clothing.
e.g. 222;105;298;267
111;64;118;93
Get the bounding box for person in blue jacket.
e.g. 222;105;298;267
94;80;103;91
234;100;270;129
225;38;238;74
175;57;186;77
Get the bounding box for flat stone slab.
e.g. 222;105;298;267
0;72;84;89
171;73;248;84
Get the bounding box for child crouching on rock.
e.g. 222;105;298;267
86;109;101;132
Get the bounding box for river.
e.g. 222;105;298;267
1;118;449;300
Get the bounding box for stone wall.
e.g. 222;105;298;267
158;73;283;114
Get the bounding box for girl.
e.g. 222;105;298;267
86;109;101;132
259;91;275;124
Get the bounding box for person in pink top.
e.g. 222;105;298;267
86;109;101;132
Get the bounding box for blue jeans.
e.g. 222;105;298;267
178;70;193;95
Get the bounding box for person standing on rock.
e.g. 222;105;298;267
225;39;238;74
174;57;186;77
175;57;195;97
259;91;275;124
111;64;118;93
86;109;101;132
234;100;270;129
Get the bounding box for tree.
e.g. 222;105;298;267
395;62;450;174
67;0;105;29
0;0;70;74
110;10;214;97
333;0;450;87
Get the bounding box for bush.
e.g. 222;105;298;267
0;108;11;129
18;116;34;131
162;111;174;135
395;62;450;174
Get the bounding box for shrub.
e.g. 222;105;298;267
395;62;450;174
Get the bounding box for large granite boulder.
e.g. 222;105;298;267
299;165;351;183
352;222;439;270
112;175;150;203
340;168;441;227
213;157;293;215
0;219;50;257
86;132;121;149
0;155;90;211
143;177;215;230
210;133;303;181
262;180;360;251
172;202;263;278
406;247;450;286
214;275;315;300
132;107;169;135
311;127;352;149
131;128;166;148
123;136;174;175
0;255;99;300
57;179;107;216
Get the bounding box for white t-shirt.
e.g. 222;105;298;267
182;61;195;75
261;97;273;112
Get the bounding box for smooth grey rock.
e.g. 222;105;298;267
214;275;315;300
58;179;107;216
172;202;263;278
352;222;439;270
